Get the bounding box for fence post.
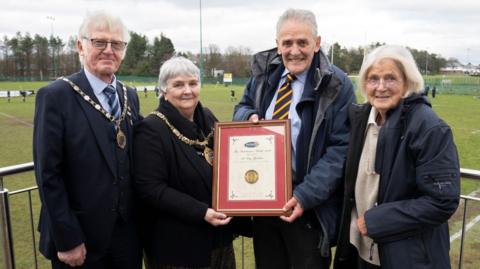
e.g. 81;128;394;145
0;184;16;269
458;199;468;269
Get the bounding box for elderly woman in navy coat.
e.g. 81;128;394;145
133;57;248;269
334;45;460;269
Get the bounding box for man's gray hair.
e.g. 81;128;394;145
358;45;424;101
77;11;130;65
78;11;130;43
276;8;318;38
158;57;200;92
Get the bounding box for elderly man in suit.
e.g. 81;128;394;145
33;11;142;269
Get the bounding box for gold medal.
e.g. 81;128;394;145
116;129;127;149
244;169;259;184
203;146;214;166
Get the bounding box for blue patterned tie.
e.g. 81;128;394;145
103;85;120;119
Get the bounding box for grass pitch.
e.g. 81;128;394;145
1;81;479;268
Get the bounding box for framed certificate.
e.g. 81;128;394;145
212;120;292;216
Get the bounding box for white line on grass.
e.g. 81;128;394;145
450;215;480;243
0;111;33;127
450;189;480;243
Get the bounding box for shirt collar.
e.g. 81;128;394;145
367;106;379;126
282;69;307;84
84;67;117;95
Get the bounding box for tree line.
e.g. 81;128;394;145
0;31;456;81
327;42;449;75
0;31;177;81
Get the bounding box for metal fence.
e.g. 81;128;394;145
1;163;479;269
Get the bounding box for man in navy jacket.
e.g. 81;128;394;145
233;8;355;269
33;11;142;269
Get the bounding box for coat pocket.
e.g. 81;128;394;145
379;234;432;269
422;171;459;198
408;233;430;265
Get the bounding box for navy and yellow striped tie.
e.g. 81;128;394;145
272;73;296;120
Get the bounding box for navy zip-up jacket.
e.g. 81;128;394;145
335;94;460;269
234;48;355;255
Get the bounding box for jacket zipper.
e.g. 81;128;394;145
425;173;455;191
369;242;375;261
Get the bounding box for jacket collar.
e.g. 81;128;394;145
383;93;430;128
251;47;334;92
157;98;212;144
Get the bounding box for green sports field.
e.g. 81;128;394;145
1;81;480;268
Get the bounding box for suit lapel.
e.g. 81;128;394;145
70;71;117;178
116;82;136;158
116;81;126;112
179;143;212;191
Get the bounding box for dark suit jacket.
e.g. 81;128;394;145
33;70;142;260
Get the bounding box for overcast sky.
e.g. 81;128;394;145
1;0;479;65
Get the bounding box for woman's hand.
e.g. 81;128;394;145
204;208;232;226
357;215;368;236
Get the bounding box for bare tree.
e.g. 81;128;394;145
223;46;252;77
204;44;223;78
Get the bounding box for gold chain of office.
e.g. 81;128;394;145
150;111;213;147
59;77;131;149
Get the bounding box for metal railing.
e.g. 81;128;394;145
1;163;479;269
0;162;252;269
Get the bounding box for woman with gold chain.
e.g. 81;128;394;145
133;56;248;269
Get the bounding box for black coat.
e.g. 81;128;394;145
33;70;142;260
334;94;460;269
133;99;249;267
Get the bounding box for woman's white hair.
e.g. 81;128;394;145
158;56;200;92
358;45;424;100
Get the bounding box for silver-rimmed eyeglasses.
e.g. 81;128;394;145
366;77;402;88
83;37;127;51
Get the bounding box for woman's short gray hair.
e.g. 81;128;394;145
358;45;424;100
158;57;200;92
78;11;130;43
276;8;318;38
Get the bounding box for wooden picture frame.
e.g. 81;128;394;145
212;120;292;216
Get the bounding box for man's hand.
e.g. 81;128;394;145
57;243;86;267
357;215;368;236
280;196;304;223
248;114;259;123
204;208;232;227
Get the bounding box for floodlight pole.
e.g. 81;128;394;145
199;0;204;86
330;43;334;64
